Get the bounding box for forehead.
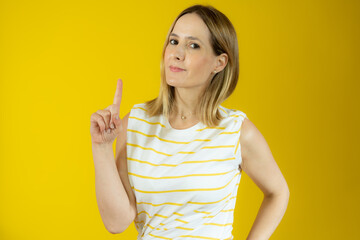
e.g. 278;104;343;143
172;13;211;44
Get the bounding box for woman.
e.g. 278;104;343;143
90;4;289;240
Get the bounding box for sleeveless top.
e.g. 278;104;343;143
126;102;248;240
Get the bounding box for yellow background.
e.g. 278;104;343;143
1;0;359;239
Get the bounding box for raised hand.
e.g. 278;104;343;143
90;79;123;145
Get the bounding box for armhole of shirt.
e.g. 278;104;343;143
127;103;138;135
234;111;248;169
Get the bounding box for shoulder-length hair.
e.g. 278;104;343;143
144;4;239;128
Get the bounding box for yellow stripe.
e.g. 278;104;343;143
219;131;238;134
229;112;246;118
131;172;240;194
137;210;237;223
149;233;172;240
127;157;177;167
128;169;235;180
137;210;151;218
128;142;234;155
128;129;211;144
127;157;236;167
188;192;232;205
179;235;220;240
215;105;245;120
194;210;211;214
203;222;233;226
146;223;155;229
201;145;234;149
175;218;188;224
219;124;241;135
197;126;226;131
137;192;232;206
182;157;236;164
193;139;212;142
129;116;166;128
234;132;240;155
176;226;194;230
133;106;148;111
221;209;235;212
235;126;241;154
219;107;227;115
137;211;151;218
127;143;172;156
137;201;184;206
138;211;170;219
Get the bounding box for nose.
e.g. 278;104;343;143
173;45;184;61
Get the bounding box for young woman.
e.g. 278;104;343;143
90;4;289;240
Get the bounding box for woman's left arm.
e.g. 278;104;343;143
240;118;290;240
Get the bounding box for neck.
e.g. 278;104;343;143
172;87;201;116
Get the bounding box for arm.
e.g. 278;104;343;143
92;112;136;234
240;118;290;240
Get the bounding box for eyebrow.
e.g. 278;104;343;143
170;33;204;45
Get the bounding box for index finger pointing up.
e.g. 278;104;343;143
113;79;123;110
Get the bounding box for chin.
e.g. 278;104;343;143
166;78;183;88
165;73;182;86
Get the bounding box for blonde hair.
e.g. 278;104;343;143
144;4;240;128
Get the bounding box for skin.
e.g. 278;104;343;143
164;13;290;239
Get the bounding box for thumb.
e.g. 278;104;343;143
113;113;121;128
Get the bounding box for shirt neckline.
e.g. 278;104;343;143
163;115;203;132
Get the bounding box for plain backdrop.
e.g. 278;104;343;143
0;0;359;239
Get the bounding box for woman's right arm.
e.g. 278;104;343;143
92;111;136;234
90;79;136;234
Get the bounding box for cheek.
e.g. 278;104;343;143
188;56;211;72
164;45;174;59
164;47;170;63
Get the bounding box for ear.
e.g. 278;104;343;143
215;53;228;72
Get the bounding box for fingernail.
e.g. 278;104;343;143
110;123;114;129
115;115;119;120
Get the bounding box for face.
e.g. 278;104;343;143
164;13;227;89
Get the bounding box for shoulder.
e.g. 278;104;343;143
240;117;268;160
240;118;257;143
118;102;145;136
219;105;247;120
132;102;150;116
127;102;148;119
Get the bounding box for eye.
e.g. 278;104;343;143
169;39;177;45
190;43;200;49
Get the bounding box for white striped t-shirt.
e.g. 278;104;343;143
126;102;248;240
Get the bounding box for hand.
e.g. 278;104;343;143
90;79;123;145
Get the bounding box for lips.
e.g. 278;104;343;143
170;65;185;72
